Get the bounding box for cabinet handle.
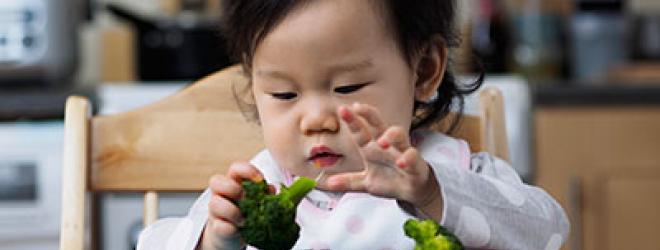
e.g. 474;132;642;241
568;176;582;250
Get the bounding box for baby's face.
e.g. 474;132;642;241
251;0;418;181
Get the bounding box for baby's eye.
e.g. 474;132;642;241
270;92;298;100
334;83;369;94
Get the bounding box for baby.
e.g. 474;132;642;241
138;0;569;249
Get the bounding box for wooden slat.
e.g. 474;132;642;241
90;66;264;192
431;87;508;161
432;113;484;153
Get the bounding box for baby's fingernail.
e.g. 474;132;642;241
378;139;390;149
396;159;407;169
250;175;263;182
340;108;353;122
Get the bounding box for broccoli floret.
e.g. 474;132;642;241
404;219;464;250
237;177;316;250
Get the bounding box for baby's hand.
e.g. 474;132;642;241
326;103;441;210
199;162;269;250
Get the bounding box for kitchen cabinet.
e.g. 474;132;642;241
535;105;660;250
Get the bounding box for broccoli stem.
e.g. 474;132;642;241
280;177;316;204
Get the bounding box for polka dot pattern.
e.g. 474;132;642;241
437;146;457;160
454;206;491;248
483;175;526;207
544;233;563;250
345;214;364;234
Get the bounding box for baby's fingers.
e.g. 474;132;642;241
208;194;244;229
323;172;367;192
202;219;243;249
377;126;411;152
209;174;242;200
351;103;386;135
338;106;372;146
395;147;425;175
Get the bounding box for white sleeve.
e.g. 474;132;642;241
428;151;570;250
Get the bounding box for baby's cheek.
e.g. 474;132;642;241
341;154;367;172
277;157;315;179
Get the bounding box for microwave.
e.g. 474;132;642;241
0;0;79;87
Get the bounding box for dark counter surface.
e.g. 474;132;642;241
0;87;98;121
533;84;660;106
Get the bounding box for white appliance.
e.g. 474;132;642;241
0;121;63;250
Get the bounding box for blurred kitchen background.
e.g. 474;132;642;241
0;0;659;249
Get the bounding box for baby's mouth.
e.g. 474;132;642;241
311;153;342;167
308;145;343;168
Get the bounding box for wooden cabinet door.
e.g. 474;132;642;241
535;107;660;250
593;169;660;250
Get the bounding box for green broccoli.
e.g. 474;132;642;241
237;177;316;250
404;219;464;250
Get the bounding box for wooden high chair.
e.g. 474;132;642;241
59;65;509;250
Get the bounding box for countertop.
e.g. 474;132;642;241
0;87;98;121
533;83;660;106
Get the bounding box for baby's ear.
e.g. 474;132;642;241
414;36;448;102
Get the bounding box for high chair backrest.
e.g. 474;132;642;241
59;65;508;250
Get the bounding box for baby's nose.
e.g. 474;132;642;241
300;104;339;135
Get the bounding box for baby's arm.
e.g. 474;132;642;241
424;146;570;250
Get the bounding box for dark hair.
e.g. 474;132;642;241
220;0;482;133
